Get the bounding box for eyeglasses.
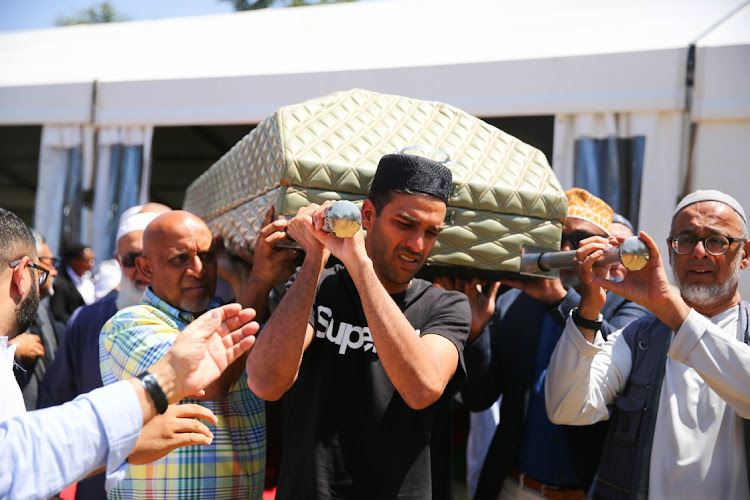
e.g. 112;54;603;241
39;256;61;268
119;252;142;268
668;234;747;256
8;259;50;287
561;230;608;249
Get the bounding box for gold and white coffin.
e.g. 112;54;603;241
183;89;567;277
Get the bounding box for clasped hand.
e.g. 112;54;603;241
287;201;366;267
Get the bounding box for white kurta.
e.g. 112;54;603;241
545;306;750;499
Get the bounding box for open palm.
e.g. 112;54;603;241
166;304;259;402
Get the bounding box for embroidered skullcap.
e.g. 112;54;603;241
565;188;613;234
611;213;635;234
370;154;453;204
673;189;746;225
116;210;159;242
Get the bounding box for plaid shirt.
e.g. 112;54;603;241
100;288;265;499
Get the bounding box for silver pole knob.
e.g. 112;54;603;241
323;200;362;238
520;236;649;277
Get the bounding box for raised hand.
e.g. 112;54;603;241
250;206;299;288
575;236;611;316
457;278;502;340
151;304;259;403
591;231;688;330
286;202;332;263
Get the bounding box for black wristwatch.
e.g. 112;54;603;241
136;371;169;414
571;307;603;331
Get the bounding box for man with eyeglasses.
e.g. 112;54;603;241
10;230;64;411
546;189;750;499
460;188;649;500
0;206;262;499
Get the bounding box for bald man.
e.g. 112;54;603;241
0;207;260;499
40;202;170;500
99;210;288;500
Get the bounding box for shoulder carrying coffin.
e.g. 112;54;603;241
183;89;567;277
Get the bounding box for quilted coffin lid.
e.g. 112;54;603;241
184;88;567;274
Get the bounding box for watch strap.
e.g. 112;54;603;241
137;371;169;414
571;307;603;331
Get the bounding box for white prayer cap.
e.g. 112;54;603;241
119;205;144;224
673;189;746;225
116;210;159;242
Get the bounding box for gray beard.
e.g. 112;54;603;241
116;276;146;310
15;283;40;335
673;251;742;308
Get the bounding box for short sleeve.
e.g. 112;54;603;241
421;290;471;384
100;307;178;382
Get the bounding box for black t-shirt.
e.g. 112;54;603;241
276;264;470;500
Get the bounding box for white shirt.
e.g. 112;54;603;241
466;399;501;498
545;306;750;499
0;337;25;422
0;380;143;498
68;266;96;305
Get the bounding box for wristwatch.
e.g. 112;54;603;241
136;371;169;414
571;307;603;331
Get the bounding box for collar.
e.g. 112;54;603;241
142;287;221;325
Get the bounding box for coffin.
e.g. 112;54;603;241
183;89;567;277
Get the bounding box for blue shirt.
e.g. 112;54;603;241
0;380;142;500
517;313;580;486
37;293;118;500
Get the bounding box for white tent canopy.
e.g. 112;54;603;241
0;0;747;126
1;0;749;293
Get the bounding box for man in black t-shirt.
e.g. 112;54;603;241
247;154;471;499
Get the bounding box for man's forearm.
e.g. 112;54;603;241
245;255;324;400
350;258;456;410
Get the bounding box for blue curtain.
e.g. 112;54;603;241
573;136;645;229
100;144;144;259
59;145;85;249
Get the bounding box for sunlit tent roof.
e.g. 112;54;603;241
0;0;747;125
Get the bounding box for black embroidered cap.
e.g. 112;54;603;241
370;153;453;204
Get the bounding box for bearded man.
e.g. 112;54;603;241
246;153;471;499
459;188;649;500
546;189;750;499
0;206;261;499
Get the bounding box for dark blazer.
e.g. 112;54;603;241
461;288;651;500
14;300;64;410
49;271;85;323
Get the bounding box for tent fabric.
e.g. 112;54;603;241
0;0;747;126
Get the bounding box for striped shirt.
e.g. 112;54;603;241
99;288;265;499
